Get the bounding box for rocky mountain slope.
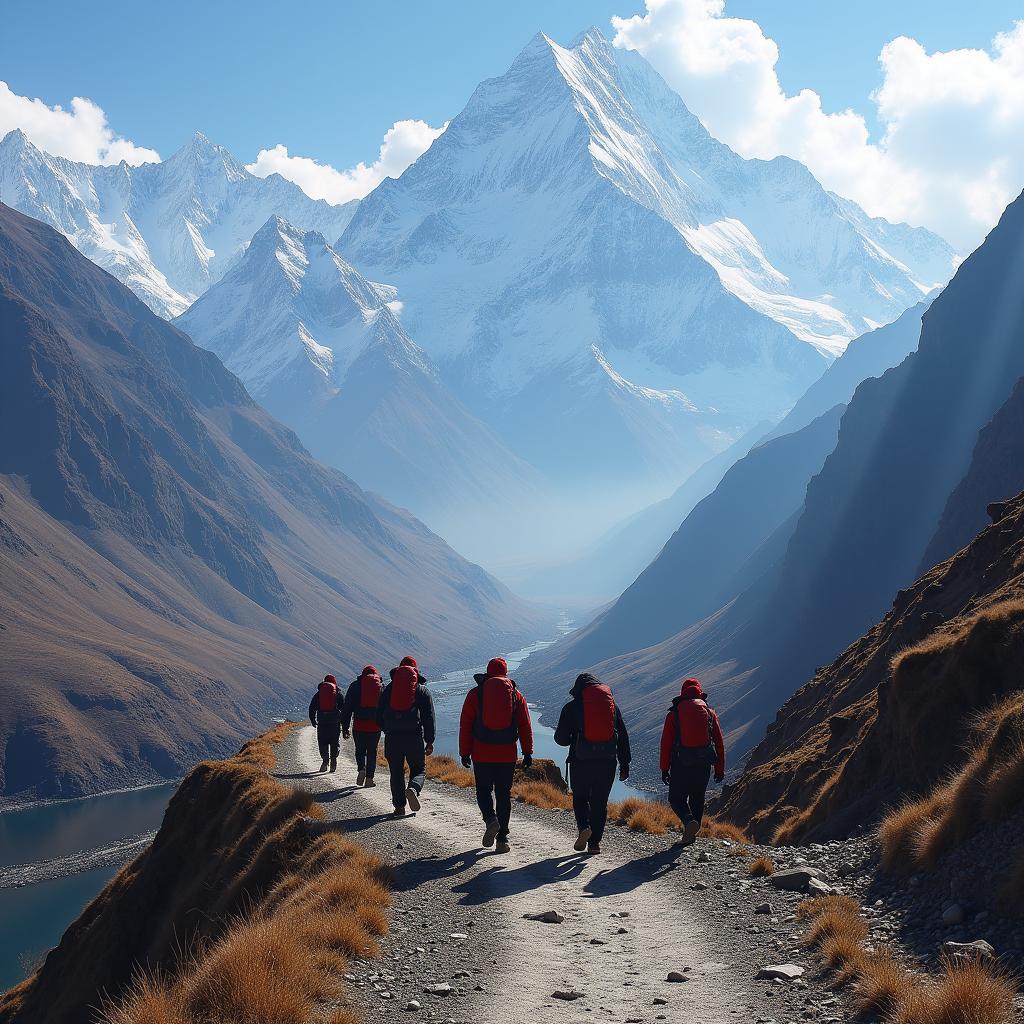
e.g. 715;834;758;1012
0;203;547;800
0;129;355;317
339;28;953;512
529;188;1023;779
176;216;544;564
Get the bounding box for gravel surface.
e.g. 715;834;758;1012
277;726;854;1024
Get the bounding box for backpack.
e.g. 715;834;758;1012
317;679;338;713
382;665;421;730
573;683;618;761
354;674;382;723
672;698;717;766
473;676;520;745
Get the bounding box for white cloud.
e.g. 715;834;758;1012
0;81;159;165
611;0;1024;250
247;118;446;205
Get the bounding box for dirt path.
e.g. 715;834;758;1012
277;726;847;1024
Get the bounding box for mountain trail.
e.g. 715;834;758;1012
278;726;848;1023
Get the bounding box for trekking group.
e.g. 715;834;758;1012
310;656;725;854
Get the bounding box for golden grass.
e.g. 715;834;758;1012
84;724;392;1024
798;896;1017;1024
747;856;775;876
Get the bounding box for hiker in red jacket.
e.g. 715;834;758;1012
459;657;533;853
659;678;725;846
341;665;383;787
554;672;631;855
309;674;343;772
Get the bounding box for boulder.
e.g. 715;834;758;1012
941;939;995;960
770;867;826;892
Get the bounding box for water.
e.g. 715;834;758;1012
428;636;641;801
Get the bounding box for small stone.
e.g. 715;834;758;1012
770;868;825;893
942;904;965;927
524;910;565;924
692;881;708;891
611;911;632;918
405;1000;421;1012
653;997;668;1005
666;971;689;983
616;926;629;934
697;851;712;863
424;983;452;996
449;932;469;940
590;938;607;945
941;939;995;960
756;964;805;981
755;903;773;915
552;989;584;1001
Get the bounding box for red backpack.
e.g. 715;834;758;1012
672;698;716;765
318;678;338;713
354;671;382;729
382;665;421;730
574;682;618;761
473;676;520;745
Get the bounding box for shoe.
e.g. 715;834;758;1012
495;837;511;854
682;818;700;845
365;777;376;788
573;826;592;852
319;759;329;772
392;807;406;817
587;842;602;855
406;786;421;812
329;758;337;773
482;817;500;848
356;770;366;787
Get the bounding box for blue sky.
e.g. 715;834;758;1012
2;1;1022;247
0;0;1018;168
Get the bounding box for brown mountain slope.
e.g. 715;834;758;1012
718;489;1024;843
0;203;547;800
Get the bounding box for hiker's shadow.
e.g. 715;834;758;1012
274;770;320;780
307;811;398;835
583;844;682;898
392;849;489;892
313;786;360;804
452;854;589;905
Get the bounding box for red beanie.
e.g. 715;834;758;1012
486;657;508;678
361;665;379;678
681;677;703;696
324;674;337;684
400;656;418;669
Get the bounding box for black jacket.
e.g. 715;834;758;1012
553;673;631;768
377;679;436;744
341;677;381;732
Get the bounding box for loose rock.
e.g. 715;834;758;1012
524;910;565;924
756;964;805;981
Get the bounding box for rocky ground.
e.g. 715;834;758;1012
278;726;857;1024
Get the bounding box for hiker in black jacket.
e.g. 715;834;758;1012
341;666;383;787
309;674;343;772
377;657;435;816
554;673;631;854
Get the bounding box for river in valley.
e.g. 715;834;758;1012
0;627;642;992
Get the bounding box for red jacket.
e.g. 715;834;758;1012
459;675;534;764
659;679;726;778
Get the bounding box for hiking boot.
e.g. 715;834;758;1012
495;837;511;854
681;818;700;846
365;777;376;788
319;759;329;772
482;817;500;848
406;786;421;812
392;806;406;818
573;826;592;852
329;758;337;773
587;842;602;855
356;769;366;787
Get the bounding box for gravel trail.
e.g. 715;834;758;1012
277;726;849;1024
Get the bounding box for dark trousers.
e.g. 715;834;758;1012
316;723;340;762
384;733;426;809
570;758;616;845
668;762;712;825
473;762;515;839
354;731;381;777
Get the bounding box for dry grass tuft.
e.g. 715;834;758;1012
747;856;775;876
854;947;915;1017
84;723;392;1024
888;958;1016;1024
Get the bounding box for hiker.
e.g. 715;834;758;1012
659;677;725;845
341;665;383;787
554;672;631;855
459;657;534;854
378;656;435;816
309;674;343;772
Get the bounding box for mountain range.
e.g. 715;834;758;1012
0;29;956;570
529;186;1024;779
0;201;547;800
